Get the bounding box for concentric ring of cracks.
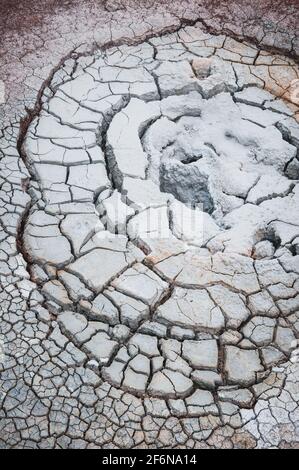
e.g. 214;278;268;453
20;30;299;410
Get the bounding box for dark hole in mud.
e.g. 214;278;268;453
264;229;282;250
288;244;299;256
181;155;202;165
160;161;215;213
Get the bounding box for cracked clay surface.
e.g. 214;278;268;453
1;1;299;449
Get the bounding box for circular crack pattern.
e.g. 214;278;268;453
19;35;299;410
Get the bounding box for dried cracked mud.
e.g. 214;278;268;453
1;1;299;450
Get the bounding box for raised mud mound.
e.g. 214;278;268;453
22;32;299;397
